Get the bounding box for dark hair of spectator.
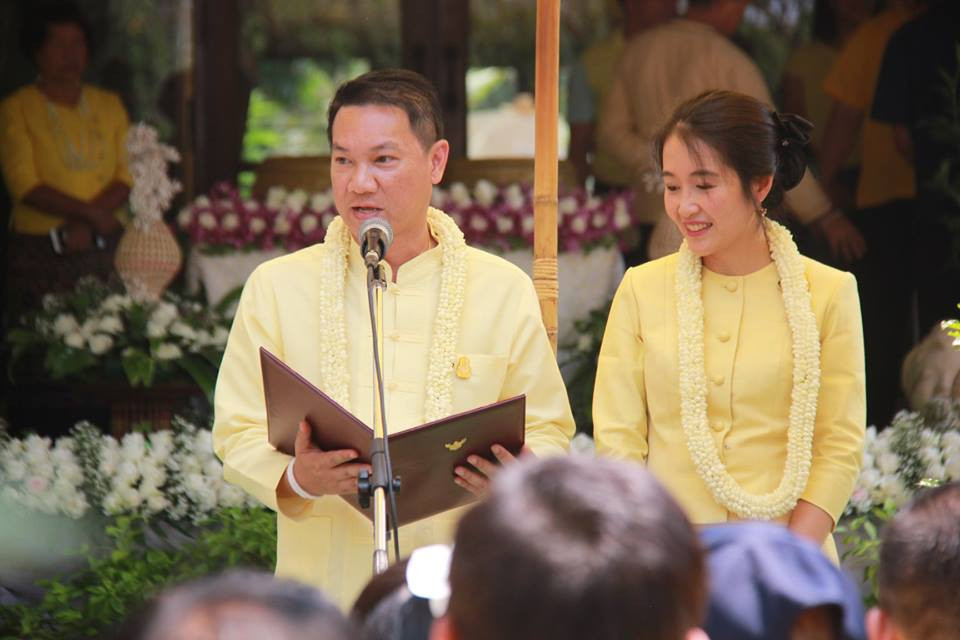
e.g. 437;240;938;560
327;69;444;151
446;456;706;640
653;89;812;211
878;482;960;640
19;1;96;63
350;558;410;624
127;570;355;640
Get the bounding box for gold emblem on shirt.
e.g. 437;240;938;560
445;438;467;451
455;356;471;379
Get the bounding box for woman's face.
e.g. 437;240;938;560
36;22;88;85
661;133;767;267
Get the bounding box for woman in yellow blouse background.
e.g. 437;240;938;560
0;2;130;304
593;90;865;561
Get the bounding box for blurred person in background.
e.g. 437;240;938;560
780;0;877;212
599;0;862;263
818;0;928;428
0;0;131;311
567;0;677;265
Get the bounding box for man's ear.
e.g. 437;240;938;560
429;615;458;640
866;607;903;640
429;139;450;185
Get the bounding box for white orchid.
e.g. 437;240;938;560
87;334;114;355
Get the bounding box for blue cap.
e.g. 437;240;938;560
701;522;866;640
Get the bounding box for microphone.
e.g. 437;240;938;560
359;217;393;268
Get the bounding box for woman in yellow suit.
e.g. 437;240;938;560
593;90;865;561
1;2;130;305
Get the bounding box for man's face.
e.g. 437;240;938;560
330;104;448;257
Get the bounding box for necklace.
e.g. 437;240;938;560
674;218;821;519
42;87;106;171
317;208;467;421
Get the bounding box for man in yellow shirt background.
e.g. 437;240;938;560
818;0;924;427
212;69;574;609
598;0;863;262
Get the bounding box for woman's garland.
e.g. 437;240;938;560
674;218;821;519
317;208;467;421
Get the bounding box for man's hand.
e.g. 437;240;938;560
286;421;371;497
453;444;532;498
815;211;866;263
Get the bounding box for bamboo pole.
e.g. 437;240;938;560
533;0;560;354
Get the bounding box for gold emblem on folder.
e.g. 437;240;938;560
445;438;467;451
455;356;471;379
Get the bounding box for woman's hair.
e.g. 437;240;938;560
653;90;813;211
19;1;95;62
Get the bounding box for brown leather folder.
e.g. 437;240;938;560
260;348;525;526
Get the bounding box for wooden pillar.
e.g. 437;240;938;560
400;0;469;157
533;0;559;354
193;0;245;193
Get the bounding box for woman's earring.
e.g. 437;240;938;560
758;207;768;217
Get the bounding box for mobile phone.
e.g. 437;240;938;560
49;227;65;255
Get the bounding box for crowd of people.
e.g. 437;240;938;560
2;0;958;638
120;458;960;640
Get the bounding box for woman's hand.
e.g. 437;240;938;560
453;444;533;498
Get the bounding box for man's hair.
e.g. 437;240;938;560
128;570;354;640
878;482;960;640
327;68;444;150
447;456;706;640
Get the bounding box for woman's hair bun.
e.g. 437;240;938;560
771;112;813;193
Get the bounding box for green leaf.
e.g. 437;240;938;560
214;285;244;315
175;355;217;403
121;348;156;387
44;343;97;378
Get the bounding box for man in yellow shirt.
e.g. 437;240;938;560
213;69;574;609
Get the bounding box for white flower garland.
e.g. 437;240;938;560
317;208;467;421
675;218;820;519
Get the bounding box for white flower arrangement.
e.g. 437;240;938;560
846;399;960;515
126;123;183;230
6;276;231;397
0;418;257;523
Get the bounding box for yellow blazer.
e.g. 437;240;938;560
213;214;574;609
594;254;865;557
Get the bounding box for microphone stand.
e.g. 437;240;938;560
358;261;402;575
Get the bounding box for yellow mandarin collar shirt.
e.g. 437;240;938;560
594;254;865;560
0;84;131;234
213;212;574;608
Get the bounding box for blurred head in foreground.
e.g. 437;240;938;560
432;455;708;640
701;522;865;640
868;482;960;640
130;569;354;640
